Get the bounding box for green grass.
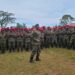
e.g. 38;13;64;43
0;48;75;75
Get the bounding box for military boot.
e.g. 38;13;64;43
29;56;34;63
36;53;40;61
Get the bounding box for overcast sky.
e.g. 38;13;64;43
0;0;75;27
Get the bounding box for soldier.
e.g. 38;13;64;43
51;29;58;48
69;27;75;49
44;27;51;48
25;30;31;51
39;27;44;49
63;27;70;48
23;31;26;50
16;32;23;52
0;31;6;53
8;31;16;52
57;27;64;48
29;27;41;63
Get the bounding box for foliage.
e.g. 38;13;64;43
16;23;26;28
60;14;75;25
0;11;15;27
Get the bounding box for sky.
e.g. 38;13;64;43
0;0;75;27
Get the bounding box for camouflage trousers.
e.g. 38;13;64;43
8;42;15;52
0;42;6;53
25;42;31;51
17;41;23;52
30;45;41;62
70;39;75;49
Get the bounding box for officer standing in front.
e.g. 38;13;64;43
29;27;41;63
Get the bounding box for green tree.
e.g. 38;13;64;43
16;23;26;28
22;23;26;28
0;11;15;27
60;14;75;25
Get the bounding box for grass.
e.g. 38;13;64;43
0;48;75;75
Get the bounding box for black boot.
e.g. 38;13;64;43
29;56;34;63
36;58;40;61
36;55;40;61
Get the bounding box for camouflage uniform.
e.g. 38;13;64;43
8;33;16;52
70;31;75;49
0;32;6;53
40;32;44;49
51;31;58;47
22;31;26;50
44;30;51;48
57;30;64;48
63;28;70;48
30;29;41;63
25;32;31;51
16;35;23;52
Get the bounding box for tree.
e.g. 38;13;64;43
22;23;26;28
16;23;26;28
60;14;75;25
0;11;15;28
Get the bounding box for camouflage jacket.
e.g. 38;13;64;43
31;30;41;46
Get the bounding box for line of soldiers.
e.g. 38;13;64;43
44;25;75;49
0;25;75;54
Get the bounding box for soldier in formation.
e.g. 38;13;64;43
0;25;75;54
